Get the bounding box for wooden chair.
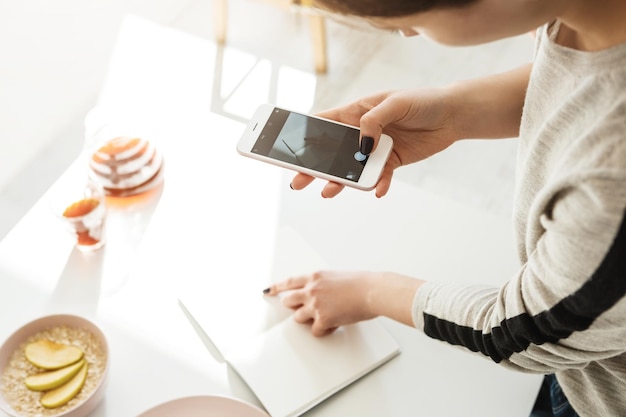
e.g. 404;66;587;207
213;0;328;73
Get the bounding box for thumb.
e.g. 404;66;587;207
358;97;398;155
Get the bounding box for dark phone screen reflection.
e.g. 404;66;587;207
251;108;366;182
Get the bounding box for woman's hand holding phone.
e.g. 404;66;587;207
290;88;460;198
237;104;393;191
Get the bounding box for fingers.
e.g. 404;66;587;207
278;284;315;323
281;289;305;309
375;178;391;198
263;273;339;337
375;165;395;198
265;275;309;296
312;325;338;337
290;173;315;190
293;306;312;323
294;306;338;337
321;182;344;198
290;173;345;198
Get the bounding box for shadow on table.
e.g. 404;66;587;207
47;184;164;313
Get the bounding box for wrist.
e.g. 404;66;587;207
440;85;467;143
365;272;424;328
364;272;385;319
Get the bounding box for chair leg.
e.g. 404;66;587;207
217;0;327;73
308;14;327;74
215;0;228;44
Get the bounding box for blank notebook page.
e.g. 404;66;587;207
226;317;400;417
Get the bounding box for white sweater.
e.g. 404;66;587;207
412;22;626;416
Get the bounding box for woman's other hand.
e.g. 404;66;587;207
264;270;424;337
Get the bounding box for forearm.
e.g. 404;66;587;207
366;272;424;328
447;63;532;140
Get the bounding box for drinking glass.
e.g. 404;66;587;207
50;176;107;252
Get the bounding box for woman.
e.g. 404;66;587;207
263;0;626;416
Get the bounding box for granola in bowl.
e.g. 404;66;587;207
0;315;108;417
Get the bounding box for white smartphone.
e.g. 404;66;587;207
237;104;393;191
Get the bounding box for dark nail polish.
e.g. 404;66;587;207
289;183;294;190
262;287;270;294
360;136;374;155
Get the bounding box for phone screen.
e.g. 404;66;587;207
251;108;367;182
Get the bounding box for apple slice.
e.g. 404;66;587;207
25;359;86;391
40;361;88;409
24;340;83;370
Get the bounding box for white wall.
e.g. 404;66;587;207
0;0;196;190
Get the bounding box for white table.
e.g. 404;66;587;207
0;15;541;417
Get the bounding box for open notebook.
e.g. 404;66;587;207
178;226;400;417
179;297;399;417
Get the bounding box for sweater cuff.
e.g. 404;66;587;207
411;280;440;331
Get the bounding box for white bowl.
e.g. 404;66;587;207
0;314;109;417
137;395;269;417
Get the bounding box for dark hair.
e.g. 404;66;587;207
310;0;479;18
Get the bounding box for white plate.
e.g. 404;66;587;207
136;395;269;417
